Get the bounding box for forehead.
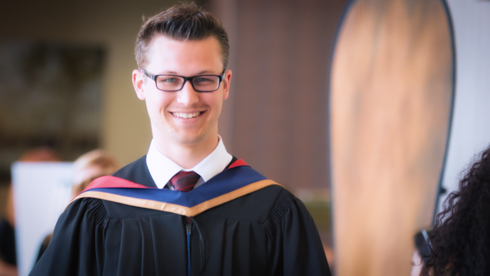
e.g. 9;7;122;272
145;35;223;73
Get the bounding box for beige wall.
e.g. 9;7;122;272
0;0;181;166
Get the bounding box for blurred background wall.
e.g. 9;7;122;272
0;0;183;171
436;0;490;215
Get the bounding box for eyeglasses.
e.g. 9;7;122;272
141;69;225;92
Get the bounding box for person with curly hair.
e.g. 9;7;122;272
421;144;490;276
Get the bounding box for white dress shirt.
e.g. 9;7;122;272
146;137;233;189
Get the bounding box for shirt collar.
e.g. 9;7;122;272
146;136;233;189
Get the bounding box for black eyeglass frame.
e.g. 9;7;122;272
140;69;226;92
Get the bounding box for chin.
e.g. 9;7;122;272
167;127;215;147
174;134;206;146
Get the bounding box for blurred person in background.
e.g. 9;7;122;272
70;149;120;197
0;148;59;276
0;185;17;276
422;144;490;276
35;149;119;261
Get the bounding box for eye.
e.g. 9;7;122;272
159;77;178;83
156;76;184;88
194;76;215;83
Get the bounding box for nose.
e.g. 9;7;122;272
176;81;199;106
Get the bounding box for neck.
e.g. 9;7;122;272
153;135;219;169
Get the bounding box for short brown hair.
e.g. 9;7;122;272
135;2;229;70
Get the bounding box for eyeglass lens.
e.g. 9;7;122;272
156;75;220;92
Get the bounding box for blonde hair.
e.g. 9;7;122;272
71;149;119;196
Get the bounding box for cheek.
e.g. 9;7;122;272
206;99;222;117
204;93;224;110
145;99;165;123
146;93;172;112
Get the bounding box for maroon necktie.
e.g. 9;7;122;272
169;171;200;192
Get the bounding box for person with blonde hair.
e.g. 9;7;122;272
35;149;119;261
70;149;120;196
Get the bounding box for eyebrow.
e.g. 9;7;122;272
157;70;220;76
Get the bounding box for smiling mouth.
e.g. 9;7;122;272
171;112;203;119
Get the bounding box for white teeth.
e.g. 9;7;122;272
173;112;201;119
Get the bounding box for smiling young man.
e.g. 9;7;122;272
30;3;331;276
134;34;230;169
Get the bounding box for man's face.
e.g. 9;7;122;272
133;35;231;149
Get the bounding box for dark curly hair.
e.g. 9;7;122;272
421;145;490;276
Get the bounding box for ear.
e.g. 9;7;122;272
132;69;146;100
222;70;232;100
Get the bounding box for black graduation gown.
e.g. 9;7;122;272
30;156;331;276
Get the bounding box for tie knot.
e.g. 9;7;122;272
170;171;200;192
